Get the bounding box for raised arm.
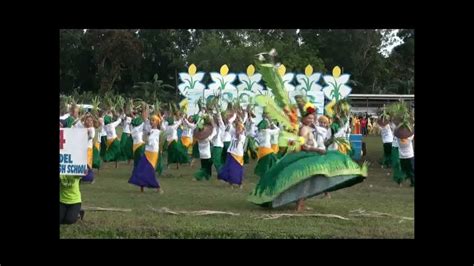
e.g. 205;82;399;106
171;118;183;130
217;111;225;130
227;112;237;124
111;117;122;128
183;118;196;129
242;111;248;124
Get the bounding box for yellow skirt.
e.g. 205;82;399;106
257;147;274;160
271;144;279;154
181;136;192;148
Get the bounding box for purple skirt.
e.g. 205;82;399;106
218;154;244;185
128;154;160;188
82;166;94;182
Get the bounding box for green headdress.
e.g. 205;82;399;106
257;119;268;130
131;117;143;127
104;115;112;125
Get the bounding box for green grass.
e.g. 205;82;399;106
60;135;414;239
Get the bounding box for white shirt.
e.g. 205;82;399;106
257;128;279;148
245;118;257;138
392;136;399;148
145;129;161;153
327;123;348;151
227;129;246;157
380;124;394;143
212;112;226;147
315;126;329;149
165;119;182;142
122;116;132;134
198;127;217;159
131;122;145;145
270;126;280;145
99;117;106;137
87;127;95;148
397;136;414;159
223;113;237;142
105;118;122;139
143;119;152;135
72;120;84;128
182;118;196;138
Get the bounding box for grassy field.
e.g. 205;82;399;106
60;135;414;239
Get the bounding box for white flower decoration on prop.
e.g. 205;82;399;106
178;64;206;97
236;65;263;106
277;64;295;93
178;64;206;115
208;64;237;110
322;66;352;101
237;64;264;95
292;64;322;104
208;64;237;92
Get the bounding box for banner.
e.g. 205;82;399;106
59;128;88;176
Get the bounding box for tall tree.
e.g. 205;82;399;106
300;29;386;93
60;29;84;92
386;29;414;94
84;29;143;95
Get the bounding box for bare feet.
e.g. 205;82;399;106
296;199;305;212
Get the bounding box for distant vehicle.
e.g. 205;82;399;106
66;104;99;113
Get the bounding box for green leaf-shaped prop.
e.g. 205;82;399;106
254;95;292;130
256;62;290;109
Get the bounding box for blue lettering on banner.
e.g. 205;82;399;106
59;154;73;164
66;164;87;174
59;164;66;173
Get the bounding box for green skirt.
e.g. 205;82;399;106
192;142;200;159
211;146;224;172
92;144;101;169
378;143;392;167
194;158;213;180
167;140;190;164
120;132;133;161
276;147;288;159
104;139;122;162
254;152;278;179
243;137;258;164
391;147;406;184
162;139;168;152
248;151;367;208
156;151;165;176
100;135;107;159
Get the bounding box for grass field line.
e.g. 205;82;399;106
349;208;414;221
82;206;132;212
148;206;241;216
254;213;350;220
